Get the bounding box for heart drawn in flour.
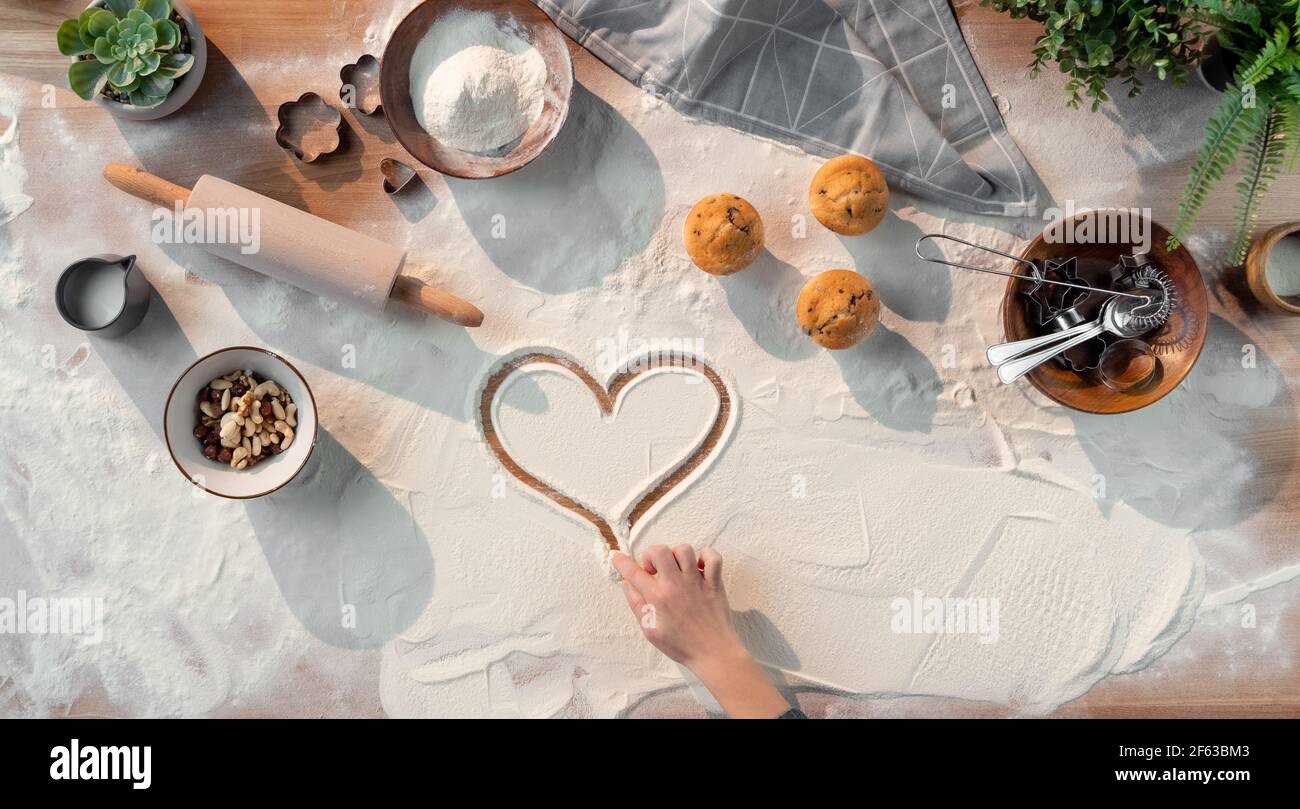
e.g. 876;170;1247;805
478;352;735;551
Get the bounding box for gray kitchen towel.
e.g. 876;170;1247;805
534;0;1037;216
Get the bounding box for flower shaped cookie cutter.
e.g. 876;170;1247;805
275;92;343;163
340;55;382;116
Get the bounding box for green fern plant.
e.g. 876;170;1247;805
1231;107;1288;258
1170;1;1300;262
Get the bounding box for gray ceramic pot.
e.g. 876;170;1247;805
79;0;207;121
1197;39;1239;94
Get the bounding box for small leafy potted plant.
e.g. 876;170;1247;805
1171;1;1300;261
56;0;207;120
980;0;1207;110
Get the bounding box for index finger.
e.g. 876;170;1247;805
611;552;651;589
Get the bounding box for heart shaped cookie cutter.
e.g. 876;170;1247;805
380;157;418;194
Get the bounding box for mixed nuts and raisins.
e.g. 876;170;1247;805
193;370;297;470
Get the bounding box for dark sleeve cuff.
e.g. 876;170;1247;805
776;707;807;719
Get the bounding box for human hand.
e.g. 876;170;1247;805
612;544;740;668
612;545;791;718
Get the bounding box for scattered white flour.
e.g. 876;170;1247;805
1265;233;1300;297
1200;562;1300;611
409;10;546;153
0;90;32;227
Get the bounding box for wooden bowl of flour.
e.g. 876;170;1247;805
380;0;574;179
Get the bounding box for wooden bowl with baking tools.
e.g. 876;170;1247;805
102;163;483;327
1000;210;1209;414
1245;222;1300;315
379;0;574;179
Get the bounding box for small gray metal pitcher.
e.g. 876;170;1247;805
55;254;151;337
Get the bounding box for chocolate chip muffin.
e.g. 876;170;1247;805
683;194;765;275
796;269;880;350
809;155;889;236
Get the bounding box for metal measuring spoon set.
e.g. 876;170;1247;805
915;234;1177;386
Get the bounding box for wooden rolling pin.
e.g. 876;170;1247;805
103;163;484;327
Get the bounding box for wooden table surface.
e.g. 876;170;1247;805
2;0;1296;718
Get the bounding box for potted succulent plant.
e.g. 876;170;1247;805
1171;1;1300;261
56;0;207;121
980;0;1207;110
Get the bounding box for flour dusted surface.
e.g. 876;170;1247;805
2;10;1293;717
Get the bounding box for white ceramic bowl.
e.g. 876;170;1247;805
164;347;318;498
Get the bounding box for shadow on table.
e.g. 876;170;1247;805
388;173;438;224
91;287;196;439
842;211;952;323
719;252;818;362
736;608;801;671
832;323;940;434
1102;71;1222;218
245;428;435;649
1070;314;1296;530
108;42;312;214
446;82;665;294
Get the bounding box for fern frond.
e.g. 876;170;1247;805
1230;106;1287;264
1235;24;1293;88
1170;87;1261;249
1285;70;1300;103
1280;98;1300;172
1196;0;1265;33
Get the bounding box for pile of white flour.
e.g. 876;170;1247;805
409;10;546;153
0;93;31;227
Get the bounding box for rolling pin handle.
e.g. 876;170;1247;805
102;163;192;208
391;275;485;328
